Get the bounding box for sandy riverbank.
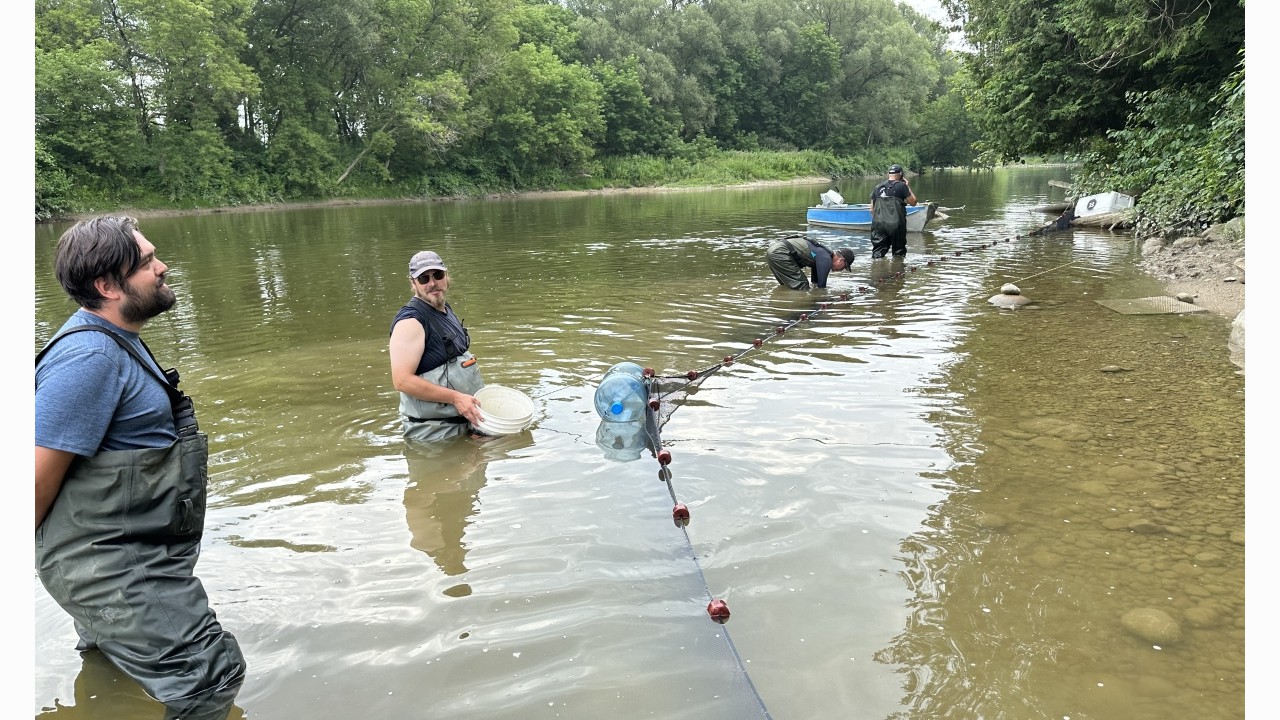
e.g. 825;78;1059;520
1137;220;1246;320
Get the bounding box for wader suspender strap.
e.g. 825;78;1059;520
409;297;468;363
402;298;473;425
876;180;904;200
36;325;199;436
779;234;808;264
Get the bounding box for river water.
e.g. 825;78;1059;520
32;166;1245;719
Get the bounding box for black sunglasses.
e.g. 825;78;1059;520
416;269;446;282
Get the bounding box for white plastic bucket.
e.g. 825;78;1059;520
473;385;535;435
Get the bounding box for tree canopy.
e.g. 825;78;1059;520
36;0;965;216
35;0;1245;235
943;0;1243;163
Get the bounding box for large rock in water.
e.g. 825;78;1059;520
1229;308;1244;372
1121;608;1183;645
989;283;1032;308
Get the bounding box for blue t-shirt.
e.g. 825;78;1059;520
805;238;835;288
35;310;178;455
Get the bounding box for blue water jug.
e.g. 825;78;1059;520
593;362;648;422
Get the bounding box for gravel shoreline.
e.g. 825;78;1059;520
1138;218;1246;320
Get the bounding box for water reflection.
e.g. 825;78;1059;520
402;438;488;583
35;651;246;720
594;419;653;461
401;433;535;591
804;226;933;261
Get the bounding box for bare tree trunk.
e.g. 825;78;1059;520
336;122;391;185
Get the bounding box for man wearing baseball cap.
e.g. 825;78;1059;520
765;234;856;291
388;250;486;441
869;164;918;258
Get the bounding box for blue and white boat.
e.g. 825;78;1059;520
806;190;941;232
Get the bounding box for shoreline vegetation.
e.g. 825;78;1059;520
48;157;1081;223
47;166;1240;327
42;146;938;223
53;175;839;222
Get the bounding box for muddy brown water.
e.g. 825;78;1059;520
33;166;1244;719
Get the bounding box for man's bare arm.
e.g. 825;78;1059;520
389;318;482;424
36;446;76;529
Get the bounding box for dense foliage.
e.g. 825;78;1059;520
34;0;1248;236
944;0;1245;234
1075;55;1244;236
35;0;968;218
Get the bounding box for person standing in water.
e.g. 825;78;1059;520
389;250;486;441
765;235;856;290
870;164;918;258
35;216;247;720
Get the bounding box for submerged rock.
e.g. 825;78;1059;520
1121;608;1183;645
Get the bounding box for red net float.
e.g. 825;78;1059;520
673;504;690;526
707;599;730;623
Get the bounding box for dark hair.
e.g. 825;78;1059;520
54;216;143;309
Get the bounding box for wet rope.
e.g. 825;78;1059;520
1002;259;1076;288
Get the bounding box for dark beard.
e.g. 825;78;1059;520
121;280;177;323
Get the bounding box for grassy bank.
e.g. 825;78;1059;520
40;148;918;223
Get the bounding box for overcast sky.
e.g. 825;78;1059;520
902;0;949;25
900;0;968;50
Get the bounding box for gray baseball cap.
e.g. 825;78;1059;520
409;250;447;278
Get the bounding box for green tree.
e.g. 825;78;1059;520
466;43;605;184
592;57;680;156
775;23;842;148
944;0;1243;160
701;0;800;150
35;137;75;221
267;119;339;196
914;66;979;168
816;0;940;151
572;0;719;141
514;0;585;64
36;21;144;179
1078;55;1244;235
36;0;261;205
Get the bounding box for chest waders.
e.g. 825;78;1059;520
399;298;486;442
766;235;817;290
35;326;246;718
871;181;909;258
